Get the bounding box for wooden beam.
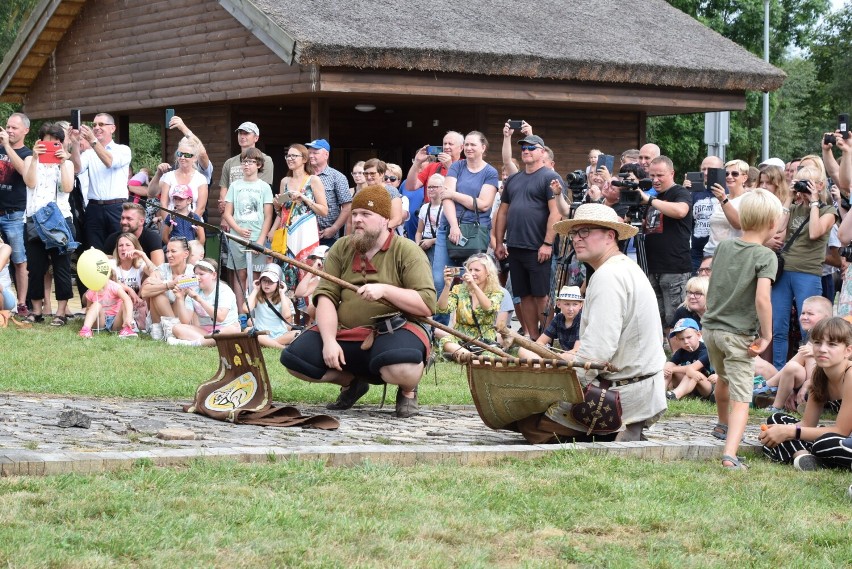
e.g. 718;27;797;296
217;0;296;64
310;97;329;141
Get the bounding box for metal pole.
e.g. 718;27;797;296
762;0;770;162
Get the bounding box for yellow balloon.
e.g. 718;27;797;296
77;248;111;291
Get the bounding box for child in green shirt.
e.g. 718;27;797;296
702;188;782;470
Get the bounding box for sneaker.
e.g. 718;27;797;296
16;303;29;317
394;388;419;418
150;323;164;341
160;317;178;341
326;379;370;410
793;453;820;472
79;326;93;339
666;390;677;400
763;406;786;414
167;337;194;346
118;324;138;339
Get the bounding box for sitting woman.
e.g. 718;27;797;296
111;232;153;332
668;276;708;352
436;253;503;360
247;263;299;349
140;236;195;341
169;258;241;346
760;317;852;471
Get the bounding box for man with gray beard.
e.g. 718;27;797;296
280;185;436;418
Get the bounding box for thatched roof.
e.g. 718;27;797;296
249;0;785;92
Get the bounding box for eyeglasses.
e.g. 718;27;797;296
725;171;741;178
427;185;444;190
697;267;712;275
384;176;399;182
520;145;540;151
176;152;195;159
566;227;604;241
363;171;380;177
242;159;259;165
285;154;303;160
686;291;705;297
92;122;114;127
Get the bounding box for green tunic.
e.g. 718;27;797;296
314;233;436;329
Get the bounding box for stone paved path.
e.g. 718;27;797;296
0;392;765;476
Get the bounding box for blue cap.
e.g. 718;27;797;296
669;317;701;338
305;139;331;152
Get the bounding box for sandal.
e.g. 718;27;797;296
721;454;748;470
711;422;728;440
50;315;68;327
24;313;44;324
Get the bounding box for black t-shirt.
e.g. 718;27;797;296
502;167;561;250
0;146;32;210
104;228;162;257
643;184;692;273
670;342;712;375
669;305;702;329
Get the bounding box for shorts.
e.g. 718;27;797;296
280;327;428;381
507;246;551;298
648;272;689;327
103;314;116;331
703;328;754;403
225;241;266;271
0;210;26;264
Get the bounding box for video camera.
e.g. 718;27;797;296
840;246;852;262
564;170;590;214
611;174;654;226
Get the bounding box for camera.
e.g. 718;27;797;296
825;133;837;146
563;170;590;215
565;170;587;187
793;180;811;193
840;246;852;262
426;145;442;156
612;174;653;226
507;120;524;130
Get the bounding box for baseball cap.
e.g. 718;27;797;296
759;157;785;169
305;139;331;152
309;245;330;259
235;122;260;136
668;318;701;338
517;135;545;147
259;263;282;283
170;185;193;200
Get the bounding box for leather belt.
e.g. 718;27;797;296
88;198;126;206
0;209;20;216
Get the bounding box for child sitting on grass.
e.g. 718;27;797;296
518;285;582;361
79;270;137;339
247;263;299;349
759;317;852;471
755;295;833;412
664;318;716;401
702;188;781;470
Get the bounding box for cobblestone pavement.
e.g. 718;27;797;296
0;392;766;476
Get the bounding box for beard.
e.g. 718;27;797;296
351;228;382;253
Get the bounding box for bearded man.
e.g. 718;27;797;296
279;185;436;418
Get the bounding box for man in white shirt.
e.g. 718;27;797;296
70;113;132;252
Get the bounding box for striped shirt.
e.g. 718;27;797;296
313;165;352;230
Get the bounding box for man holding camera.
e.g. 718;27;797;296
639;156;693;332
493;135;562;340
405;131;465;195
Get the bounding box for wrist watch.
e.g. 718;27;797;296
721;198;729;205
810;200;820;208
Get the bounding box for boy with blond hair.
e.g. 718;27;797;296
702;188;782;469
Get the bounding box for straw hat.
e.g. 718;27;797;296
557;285;584;301
552;203;638;240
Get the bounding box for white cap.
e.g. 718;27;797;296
759;157;785;169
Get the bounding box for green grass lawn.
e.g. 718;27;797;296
3;323;849;568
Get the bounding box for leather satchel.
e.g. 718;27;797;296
571;379;623;435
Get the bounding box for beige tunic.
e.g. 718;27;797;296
546;254;667;431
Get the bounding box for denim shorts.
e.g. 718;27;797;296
0;210;26;264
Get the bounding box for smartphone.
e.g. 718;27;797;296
706;168;727;192
426;145;442;156
37;140;62;164
447;266;466;276
70;109;81;130
840;113;850;140
596;154;614;173
685;171;705;192
456;235;469;247
507;119;524;130
165;108;175;127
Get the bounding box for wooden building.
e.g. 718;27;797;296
0;0;784;222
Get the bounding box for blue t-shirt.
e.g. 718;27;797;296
670;341;713;375
544;310;581;351
447;160;499;226
165;212;201;242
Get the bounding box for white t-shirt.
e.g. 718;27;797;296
418;203;442;239
185;281;239;328
110;260;145;293
160;169;208;212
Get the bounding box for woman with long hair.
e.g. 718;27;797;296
139;235;195;341
272;143;328;290
111;232;153;332
157;137;209;219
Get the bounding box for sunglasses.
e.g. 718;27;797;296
176;152;195;159
520;145;540;151
725;171;741;178
384;176;399;182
